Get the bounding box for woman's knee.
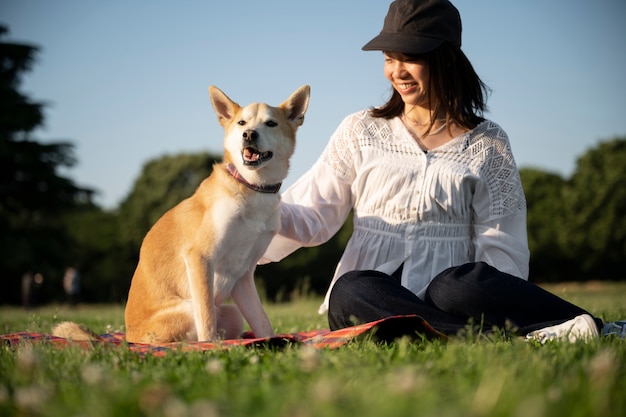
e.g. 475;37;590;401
425;262;495;312
329;270;386;309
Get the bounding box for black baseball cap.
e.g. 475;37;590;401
362;0;462;55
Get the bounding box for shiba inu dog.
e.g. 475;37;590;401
53;85;310;343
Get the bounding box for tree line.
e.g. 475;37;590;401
2;26;625;306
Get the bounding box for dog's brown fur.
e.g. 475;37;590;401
53;85;310;343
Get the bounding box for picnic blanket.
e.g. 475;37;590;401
1;314;446;357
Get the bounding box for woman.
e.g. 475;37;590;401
261;0;623;342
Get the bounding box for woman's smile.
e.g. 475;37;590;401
396;82;418;94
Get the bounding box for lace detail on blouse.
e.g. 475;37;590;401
321;111;525;221
465;121;526;218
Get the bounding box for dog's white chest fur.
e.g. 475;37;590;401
211;193;280;301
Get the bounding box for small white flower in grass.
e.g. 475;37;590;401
546;386;562;403
585;348;618;416
162;396;186;417
205;358;224;374
299;345;320;372
587;348;615;383
249;354;260;365
471;367;507;416
387;367;426;394
130;370;142;383
81;363;104;385
14;385;50;412
310;378;338;403
189;399;220;417
16;346;39;374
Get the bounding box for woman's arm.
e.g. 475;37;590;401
471;125;530;279
260;113;359;263
259;164;353;263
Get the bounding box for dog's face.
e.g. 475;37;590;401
209;86;310;184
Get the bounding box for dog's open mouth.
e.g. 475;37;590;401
242;147;273;166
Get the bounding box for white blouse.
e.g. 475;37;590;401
260;110;530;314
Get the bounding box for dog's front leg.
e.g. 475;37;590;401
183;254;216;341
231;270;274;338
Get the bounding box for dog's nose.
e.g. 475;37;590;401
243;129;259;142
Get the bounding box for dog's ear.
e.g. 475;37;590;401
281;85;310;127
209;86;240;126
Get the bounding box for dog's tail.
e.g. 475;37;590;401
52;321;100;341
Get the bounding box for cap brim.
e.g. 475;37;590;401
362;33;443;55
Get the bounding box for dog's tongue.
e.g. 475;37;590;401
244;148;260;162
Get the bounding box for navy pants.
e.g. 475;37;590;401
328;262;602;335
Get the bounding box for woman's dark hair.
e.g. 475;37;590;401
370;43;490;132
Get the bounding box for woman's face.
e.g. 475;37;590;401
383;52;430;108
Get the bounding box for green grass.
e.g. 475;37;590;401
1;283;625;417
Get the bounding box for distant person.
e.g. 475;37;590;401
63;267;81;306
21;271;34;309
261;0;626;341
21;271;44;308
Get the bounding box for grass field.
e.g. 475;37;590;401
1;282;625;417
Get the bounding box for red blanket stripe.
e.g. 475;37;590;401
1;315;446;356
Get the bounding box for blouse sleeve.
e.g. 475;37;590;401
259;114;358;264
470;124;530;279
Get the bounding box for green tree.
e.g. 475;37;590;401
563;137;626;279
0;25;94;304
519;168;571;281
61;207;136;303
117;152;220;248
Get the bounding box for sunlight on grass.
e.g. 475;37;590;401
1;282;625;417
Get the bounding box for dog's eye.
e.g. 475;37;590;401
238;120;246;126
265;120;277;127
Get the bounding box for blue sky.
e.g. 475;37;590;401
3;0;625;209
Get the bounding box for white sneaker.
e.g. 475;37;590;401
526;314;599;343
602;320;626;338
